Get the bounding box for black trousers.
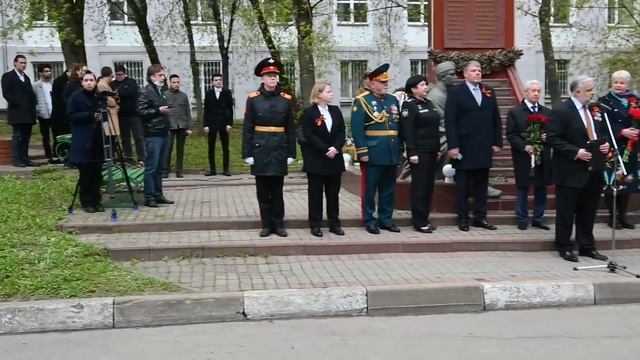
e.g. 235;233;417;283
307;173;342;229
119;115;146;161
605;192;631;221
410;152;437;227
256;176;285;230
163;129;188;175
78;161;103;207
208;128;229;172
38;118;55;159
11;124;33;164
454;168;489;223
555;172;603;253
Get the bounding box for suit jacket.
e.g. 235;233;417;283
444;82;502;170
301;104;346;176
51;73;69;122
547;98;609;188
203;87;234;130
506;100;553;187
1;70;37;125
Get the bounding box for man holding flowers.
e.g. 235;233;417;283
506;80;553;231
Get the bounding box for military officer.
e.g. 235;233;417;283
242;58;297;238
351;63;402;234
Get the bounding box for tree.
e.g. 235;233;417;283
210;0;239;87
124;0;161;64
292;0;315;106
181;0;202;122
538;0;562;106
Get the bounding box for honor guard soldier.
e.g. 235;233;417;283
242;57;297;238
351;63;402;234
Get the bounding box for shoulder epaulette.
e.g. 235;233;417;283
280;92;293;101
247;91;260;99
355;91;369;99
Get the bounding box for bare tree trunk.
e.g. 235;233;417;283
180;0;202;124
539;0;561;107
293;0;315;106
211;0;239;88
57;0;87;64
127;0;161;65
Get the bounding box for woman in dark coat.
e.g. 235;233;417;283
599;70;639;229
301;82;346;237
67;71;105;213
401;75;440;233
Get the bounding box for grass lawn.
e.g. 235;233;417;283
0;168;181;301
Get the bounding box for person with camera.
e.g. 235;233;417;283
137;65;174;208
67;72;105;213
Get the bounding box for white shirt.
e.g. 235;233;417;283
42;81;53;115
524;99;538;113
317;104;332;133
214;87;222;99
571;96;597;140
15;69;25;82
465;81;482;106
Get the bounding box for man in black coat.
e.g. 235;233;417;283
51;68;71;154
242;58;296;238
547;75;610;263
1;55;37;167
203;73;234;176
445;60;503;231
113;64;145;163
506;79;553;231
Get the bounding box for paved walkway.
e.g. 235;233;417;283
121;249;640;293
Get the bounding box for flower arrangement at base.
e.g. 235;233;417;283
521;113;548;166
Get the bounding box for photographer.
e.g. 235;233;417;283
67;72;105;213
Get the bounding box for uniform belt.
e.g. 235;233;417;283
365;130;398;136
254;126;285;133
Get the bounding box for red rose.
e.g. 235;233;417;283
630;108;640;120
527;113;548;125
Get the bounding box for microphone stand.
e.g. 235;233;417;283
574;111;639;277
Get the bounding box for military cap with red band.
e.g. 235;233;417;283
254;57;283;76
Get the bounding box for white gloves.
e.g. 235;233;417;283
287;157;294;165
244;157;254;166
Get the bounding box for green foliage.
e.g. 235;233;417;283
0;170;180;301
427;48;524;75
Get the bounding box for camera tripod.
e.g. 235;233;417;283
574;110;639;278
68;101;139;220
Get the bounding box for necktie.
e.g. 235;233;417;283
472;87;481;106
582;105;595;141
531;104;537;113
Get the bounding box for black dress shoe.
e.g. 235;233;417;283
560;251;579;263
94;205;106;212
531;222;550;230
144;199;159;208
222;171;232;176
205;171;217;176
259;228;271;237
517;222;528;230
274;228;288;237
620;219;636;229
365;225;380;234
155;196;174;204
13;162;27;167
83;206;96;213
458;223;469;232
415;223;436;233
608;218;624;230
380;224;401;233
25;161;40;167
310;228;323;237
176;173;184;178
578;249;608;261
473;219;497;230
329;227;345;236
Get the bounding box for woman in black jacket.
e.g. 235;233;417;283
401;75;441;233
67;71;105;213
301;82;346;237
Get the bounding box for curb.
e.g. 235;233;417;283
3;279;640;334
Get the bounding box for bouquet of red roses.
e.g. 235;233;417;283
521;113;548;166
623;96;640;162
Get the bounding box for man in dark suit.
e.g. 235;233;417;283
203;73;234;176
445;60;503;231
506;79;553;231
547;75;610;263
1;55;37;167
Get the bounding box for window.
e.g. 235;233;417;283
608;0;636;26
407;0;430;24
282;61;297;94
190;0;215;23
337;0;368;24
551;0;570;25
31;62;65;80
340;60;368;98
109;1;133;23
545;60;570;97
113;60;145;87
410;59;428;76
199;61;222;93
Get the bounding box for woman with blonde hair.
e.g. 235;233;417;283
599;70;639;229
300;82;346;237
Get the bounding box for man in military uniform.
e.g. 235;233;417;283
242;58;296;238
351;64;402;234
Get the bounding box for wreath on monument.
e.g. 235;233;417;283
427;48;524;75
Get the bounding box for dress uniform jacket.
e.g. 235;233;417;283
351;91;401;165
242;84;296;176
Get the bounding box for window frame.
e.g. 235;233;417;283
109;1;135;24
31;62;65;80
406;0;431;26
409;59;429;76
336;0;369;25
340;60;368;99
198;60;222;96
113;60;146;89
607;0;636;27
545;59;570;99
550;0;571;26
